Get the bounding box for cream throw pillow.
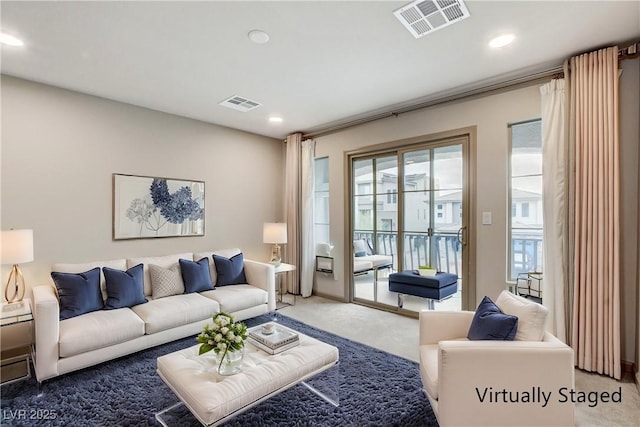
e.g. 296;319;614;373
149;263;184;299
495;290;548;341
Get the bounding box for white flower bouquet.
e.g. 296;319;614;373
197;312;248;371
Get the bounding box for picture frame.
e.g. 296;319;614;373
113;173;205;240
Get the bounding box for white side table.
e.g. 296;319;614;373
274;263;296;307
1;299;33;386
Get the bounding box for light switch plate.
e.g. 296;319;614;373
482;211;492;225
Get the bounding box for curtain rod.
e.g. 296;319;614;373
552;42;639;80
618;42;639;61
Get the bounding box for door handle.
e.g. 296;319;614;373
457;226;467;246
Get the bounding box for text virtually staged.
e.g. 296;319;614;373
475;386;623;408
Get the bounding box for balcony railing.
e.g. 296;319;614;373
354;230;543;281
510;234;543;280
354;231;460;277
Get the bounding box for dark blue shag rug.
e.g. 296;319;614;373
1;314;437;426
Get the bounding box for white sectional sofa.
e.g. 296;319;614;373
31;248;275;382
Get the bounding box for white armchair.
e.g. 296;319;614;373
419;309;575;426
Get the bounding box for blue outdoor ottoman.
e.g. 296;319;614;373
388;271;458;309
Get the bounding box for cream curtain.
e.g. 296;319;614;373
284;134;316;296
284;133;301;294
569;46;621;379
540;78;568;343
300;139;316;297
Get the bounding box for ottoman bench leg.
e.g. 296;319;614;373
396;294;435;310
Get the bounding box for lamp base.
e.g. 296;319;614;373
269;244;282;267
5;264;26;303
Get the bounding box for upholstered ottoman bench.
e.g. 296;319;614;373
388;271;458;309
156;324;339;426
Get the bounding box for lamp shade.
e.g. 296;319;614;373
1;229;34;265
263;223;287;244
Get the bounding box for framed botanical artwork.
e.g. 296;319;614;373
113;173;205;240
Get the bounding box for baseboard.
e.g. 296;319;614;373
621;360;635;377
311;290;348;303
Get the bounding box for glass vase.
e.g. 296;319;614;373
217;346;245;376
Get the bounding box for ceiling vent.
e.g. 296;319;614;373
394;0;470;39
219;95;262;112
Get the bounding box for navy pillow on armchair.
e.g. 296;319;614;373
51;267;104;320
467;296;518;340
212;253;247;286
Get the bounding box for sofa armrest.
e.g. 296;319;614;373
436;338;575;426
243;259;276;312
419;310;475;345
32;285;60;382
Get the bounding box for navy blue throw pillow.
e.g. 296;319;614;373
51;268;104;320
179;258;214;293
212;253;247;286
467;296;518;340
102;264;147;309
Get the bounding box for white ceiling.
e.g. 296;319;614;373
1;1;639;139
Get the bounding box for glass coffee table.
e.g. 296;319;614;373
155;323;339;426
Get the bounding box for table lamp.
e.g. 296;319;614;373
263;223;287;266
1;229;34;303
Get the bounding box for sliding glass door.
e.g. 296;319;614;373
350;136;470;313
353;155;398;302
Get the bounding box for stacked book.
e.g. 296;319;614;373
247;324;299;355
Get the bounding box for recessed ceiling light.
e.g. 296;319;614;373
489;34;515;48
248;30;270;44
269;116;283;124
0;32;24;47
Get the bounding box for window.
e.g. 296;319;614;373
386;189;397;204
314;157;330;245
508;120;543;281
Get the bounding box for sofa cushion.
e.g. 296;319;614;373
52;258;127;300
127;252;193;297
51;268;104;320
149;263;184;298
59;308;145;357
103;264;148;309
467;296;518;340
180;258;214;293
131;293;219;334
495;290;548;341
200;285;267;313
212;253;247;286
354;259;374;273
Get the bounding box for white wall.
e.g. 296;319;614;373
1;76;284;295
315;64;640;365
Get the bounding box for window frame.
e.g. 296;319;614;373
313;156;330;246
507;119;543;282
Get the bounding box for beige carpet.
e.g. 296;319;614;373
280;295;640;427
